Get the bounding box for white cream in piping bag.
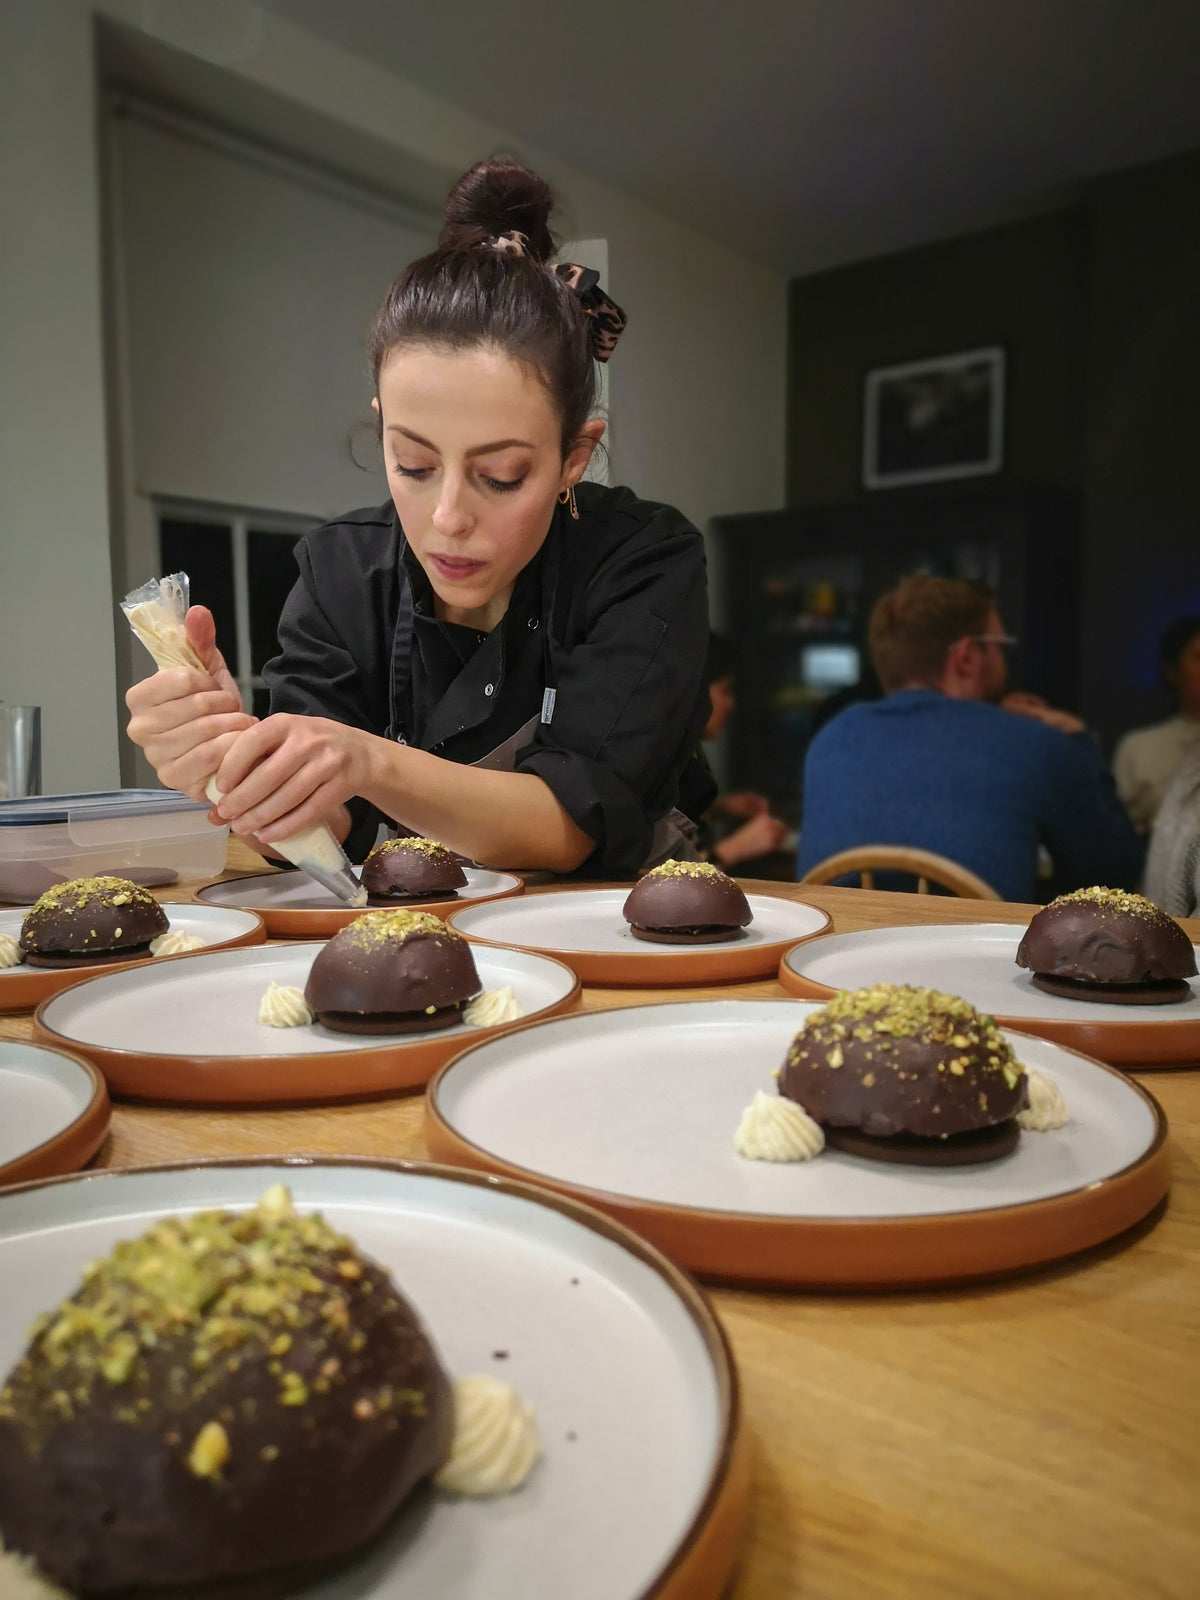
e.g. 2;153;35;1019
122;577;367;907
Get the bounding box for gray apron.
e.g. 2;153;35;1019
467;713;700;871
384;539;698;872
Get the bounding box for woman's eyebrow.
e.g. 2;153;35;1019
387;425;534;457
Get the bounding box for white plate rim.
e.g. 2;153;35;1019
427;998;1170;1227
33;941;582;1066
780;921;1200;1025
0;1038;109;1183
0;902;266;975
447;888;830;955
195;868;524;908
0;1154;744;1600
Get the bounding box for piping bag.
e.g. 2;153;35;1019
121;573;368;907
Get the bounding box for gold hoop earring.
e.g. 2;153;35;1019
558;485;579;521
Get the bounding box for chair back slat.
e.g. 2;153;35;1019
800;846;1001;901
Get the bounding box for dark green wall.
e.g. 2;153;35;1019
1083;154;1200;744
785;152;1200;748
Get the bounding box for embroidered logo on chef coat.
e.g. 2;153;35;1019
541;688;557;725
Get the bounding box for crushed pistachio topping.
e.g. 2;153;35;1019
1048;887;1167;921
641;859;728;882
187;1419;231;1478
0;1184;414;1465
25;876;159;918
788;983;1024;1085
20;875;166;953
370;836;455;860
336;908;459;952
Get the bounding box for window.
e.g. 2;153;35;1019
156;501;317;717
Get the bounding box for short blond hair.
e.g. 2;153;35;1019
868;574;993;694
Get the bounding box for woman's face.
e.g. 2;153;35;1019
377;345;600;629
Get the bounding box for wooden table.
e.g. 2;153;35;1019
3;851;1198;1600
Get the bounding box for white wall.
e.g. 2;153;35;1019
1;0;787;792
97;0;787;542
0;2;120;792
112;103;435;519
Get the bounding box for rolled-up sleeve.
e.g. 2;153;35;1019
515;508;711;875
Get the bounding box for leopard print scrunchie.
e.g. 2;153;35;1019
486;230;627;363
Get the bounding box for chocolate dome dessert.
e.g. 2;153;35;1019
361;837;468;904
18;876;169;969
304;909;481;1035
1016;887;1197;1005
778;984;1028;1165
622;860;753;944
0;1184;453;1599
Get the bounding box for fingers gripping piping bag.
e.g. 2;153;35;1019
121;574;368;906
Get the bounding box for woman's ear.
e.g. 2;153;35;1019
562;418;606;487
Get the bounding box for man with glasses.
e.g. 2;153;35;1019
795;574;1142;900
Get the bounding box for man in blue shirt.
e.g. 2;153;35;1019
796;575;1143;902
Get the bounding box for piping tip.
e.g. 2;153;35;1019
299;859;369;907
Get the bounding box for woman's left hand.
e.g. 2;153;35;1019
208;715;373;842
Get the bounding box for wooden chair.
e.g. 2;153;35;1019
799;845;1001;900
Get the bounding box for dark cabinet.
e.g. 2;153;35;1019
712;485;1079;821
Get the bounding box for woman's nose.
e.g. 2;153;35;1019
431;476;472;536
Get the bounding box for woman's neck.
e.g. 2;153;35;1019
435;583;514;633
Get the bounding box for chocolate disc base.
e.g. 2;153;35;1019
315;1002;468;1036
824;1119;1021;1167
1031;972;1192;1006
366;890;459;906
628;924;745;945
22;944;154;970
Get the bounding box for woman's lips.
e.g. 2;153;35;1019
430;554;486;582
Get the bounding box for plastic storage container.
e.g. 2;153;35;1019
0;790;228;902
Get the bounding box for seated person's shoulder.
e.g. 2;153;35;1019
1114;718;1177;761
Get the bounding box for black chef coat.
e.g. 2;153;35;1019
261;481;716;877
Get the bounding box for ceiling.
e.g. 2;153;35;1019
249;0;1200;276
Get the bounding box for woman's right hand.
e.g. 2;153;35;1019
125;606;256;799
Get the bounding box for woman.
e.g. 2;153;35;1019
126;158;714;877
1113;616;1200;832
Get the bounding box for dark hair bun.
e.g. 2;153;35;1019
439;156;556;261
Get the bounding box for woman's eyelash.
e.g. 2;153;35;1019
392;463;525;494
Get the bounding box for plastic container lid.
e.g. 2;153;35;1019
0;790;209;827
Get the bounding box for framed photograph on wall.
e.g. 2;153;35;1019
863;346;1005;489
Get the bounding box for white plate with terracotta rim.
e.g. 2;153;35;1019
0;1157;749;1600
32;942;580;1106
195;867;524;937
447;889;830;985
0;903;266;1014
778;923;1200;1068
424;1000;1170;1288
0;1040;111;1188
